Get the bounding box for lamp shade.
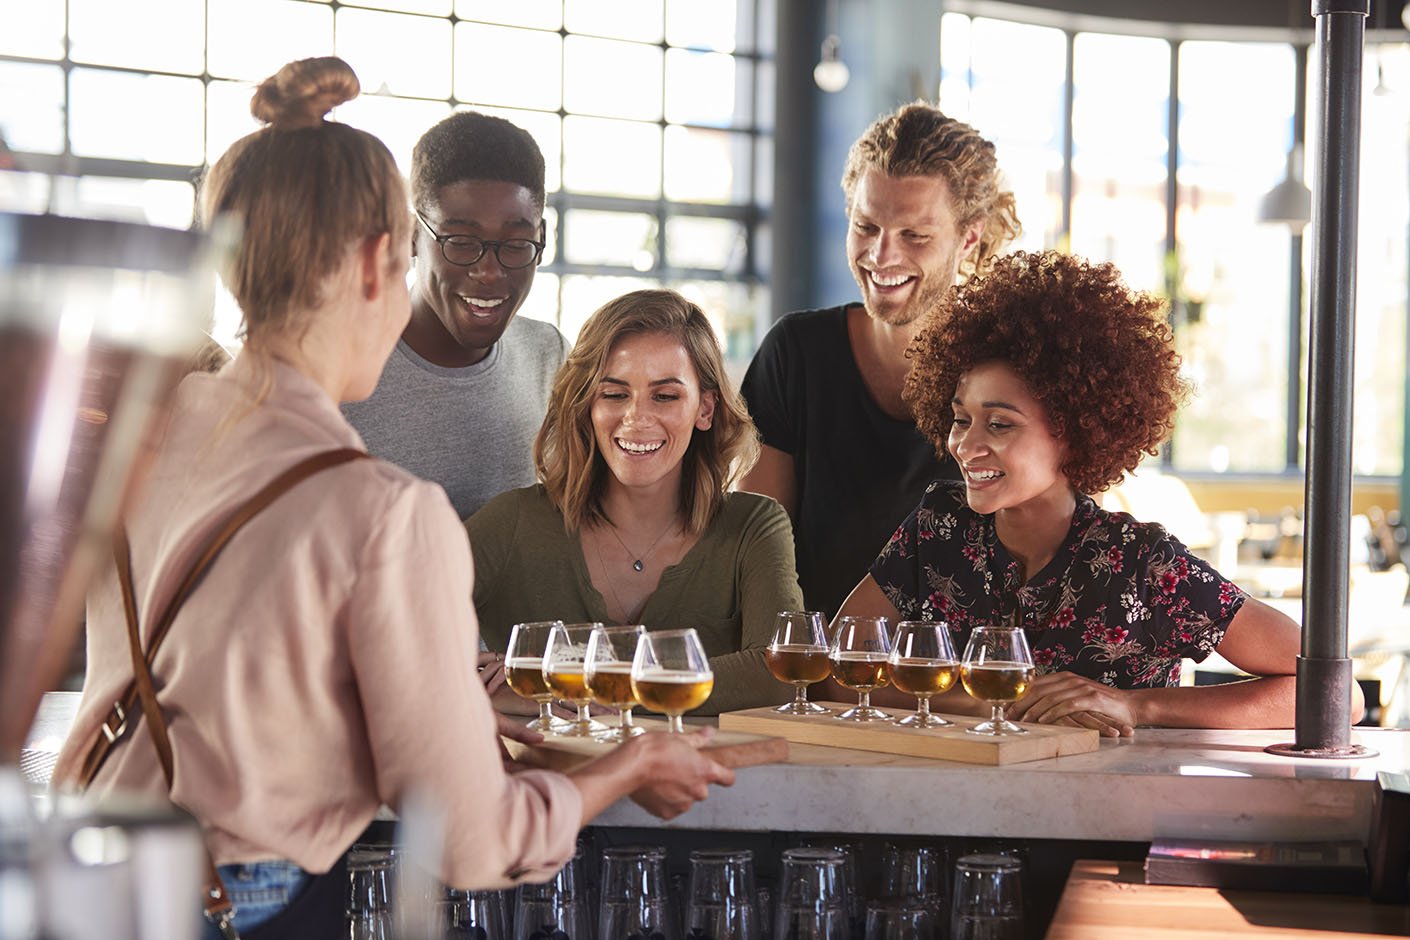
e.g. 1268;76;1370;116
1259;148;1311;228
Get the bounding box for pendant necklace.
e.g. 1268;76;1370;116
605;517;678;572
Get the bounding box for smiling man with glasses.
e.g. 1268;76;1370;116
343;111;569;522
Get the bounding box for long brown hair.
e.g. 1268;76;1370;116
199;56;410;348
535;290;759;535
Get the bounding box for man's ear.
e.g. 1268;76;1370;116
960;218;985;258
696;390;717;431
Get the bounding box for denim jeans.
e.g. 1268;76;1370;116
200;860;312;939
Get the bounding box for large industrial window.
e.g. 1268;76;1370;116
0;0;775;363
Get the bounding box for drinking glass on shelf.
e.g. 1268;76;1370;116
773;848;848;940
828;615;894;722
887;621;958;728
347;844;397;939
585;624;647;741
863;902;936;940
949;854;1023;940
598;844;678;940
513;848;591;940
544;621;611;738
505;620;572;734
440;886;512;939
959;626;1036;736
879;843;947;917
687;848;760;940
631;628;715;733
765;611;833;715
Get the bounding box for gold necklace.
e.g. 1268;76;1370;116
604;517;678;572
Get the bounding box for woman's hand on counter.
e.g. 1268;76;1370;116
1007;673;1136;737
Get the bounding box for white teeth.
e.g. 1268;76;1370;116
459;295;504;310
869;271;911;288
967;469;1003;481
617;438;664;455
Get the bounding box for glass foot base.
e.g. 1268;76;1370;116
775;699;831;715
557;718;611;737
897;712;953;728
968;719;1027;735
600;725;646;742
526;714;573;734
836;705;893;722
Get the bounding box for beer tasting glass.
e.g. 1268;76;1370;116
544;622;611;738
585;624;647;741
505;620;572;734
686;848;760;940
765;611;832;715
949;854;1023;940
959;627;1035;736
887;622;958;728
631;628;715;733
829;616;894;722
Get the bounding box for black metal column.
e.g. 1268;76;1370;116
1268;0;1374;759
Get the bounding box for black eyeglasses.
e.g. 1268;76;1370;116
415;211;545;270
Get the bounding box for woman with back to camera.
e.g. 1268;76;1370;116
829;249;1362;735
467;288;804;715
53;58;732;939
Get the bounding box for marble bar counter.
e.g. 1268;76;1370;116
592;725;1410;845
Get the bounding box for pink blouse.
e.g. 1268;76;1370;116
54;355;581;888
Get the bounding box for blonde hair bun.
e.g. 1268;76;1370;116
251;56;360;130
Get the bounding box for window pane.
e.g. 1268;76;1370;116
207;80;262;166
564;209;656;268
455;0;562;30
564;36;662;121
343;0;451;14
454;23;562;111
663;126;749;203
666;216;747;273
337;95;451;177
208;0;334;82
668;278;763;376
338;8;451;99
1171;41;1295;473
1351;44;1410;476
541;206;559;265
666;0;740;53
0;172;53;215
937;13;974;118
964;17;1064;253
1;0;65;59
754;135;772;222
756;60;775;132
560;274;656;340
665;49;751;128
471;106;562;194
0;63;65;154
1070;32;1170;292
70;69;205;164
563;116;660;197
517;271;561;328
564;0;663;43
48;176;195;229
69;0;205;74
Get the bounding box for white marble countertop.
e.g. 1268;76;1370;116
593;724;1410;844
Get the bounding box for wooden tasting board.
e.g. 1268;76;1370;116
717;702;1099;766
503;717;789;774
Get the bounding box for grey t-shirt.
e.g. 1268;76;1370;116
342;315;569;520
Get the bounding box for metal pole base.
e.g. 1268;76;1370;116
1264;741;1378;759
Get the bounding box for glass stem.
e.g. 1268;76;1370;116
991;703;1005;727
620;708;635;731
668;713;685;733
577;702;592;726
793;683;810;706
858;690;871;710
916;696;932;718
538;700;555;724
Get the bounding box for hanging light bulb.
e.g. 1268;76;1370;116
814;33;850;93
1259;143;1312;229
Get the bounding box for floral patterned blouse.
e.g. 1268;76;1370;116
870;481;1247;689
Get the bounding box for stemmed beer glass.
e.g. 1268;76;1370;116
585;624;646;741
887;621;959;728
829;616;894;722
631;628;714;733
543;622;611;738
960;626;1036;736
504;620;571;734
765;610;832;715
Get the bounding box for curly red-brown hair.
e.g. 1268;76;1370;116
904;250;1189;495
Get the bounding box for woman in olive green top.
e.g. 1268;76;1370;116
466;289;803;715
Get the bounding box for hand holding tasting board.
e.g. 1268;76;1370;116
717;702;1099;766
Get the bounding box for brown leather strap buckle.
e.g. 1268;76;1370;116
99;701;128;744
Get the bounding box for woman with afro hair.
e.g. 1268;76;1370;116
829;250;1358;735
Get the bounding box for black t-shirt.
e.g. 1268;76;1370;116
739;304;959;618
